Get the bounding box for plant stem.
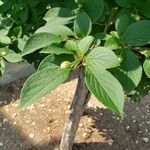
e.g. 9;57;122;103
60;67;90;150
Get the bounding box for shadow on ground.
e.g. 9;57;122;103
0;78;150;150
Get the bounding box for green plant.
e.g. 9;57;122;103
1;0;150;149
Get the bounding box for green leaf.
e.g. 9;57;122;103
74;12;92;38
0;36;11;44
36;25;74;37
121;20;150;46
40;44;74;55
20;67;70;109
13;26;22;38
44;7;74;21
65;40;78;52
77;36;94;55
140;0;150;19
0;58;5;76
18;38;26;51
0;47;22;63
4;53;22;63
104;36;120;50
38;54;75;71
84;0;104;22
85;47;120;69
22;33;63;56
85;67;124;116
143;58;150;78
115;0;134;8
44;16;75;26
38;55;59;71
110;49;142;93
115;13;129;35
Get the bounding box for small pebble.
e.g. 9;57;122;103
135;140;139;144
82;132;88;138
31;122;36;126
0;142;3;146
12;113;17;118
100;113;103;116
25;120;30;123
79;123;84;128
13;122;17;125
3;118;8;124
126;126;130;131
146;121;150;125
87;118;92;123
29;133;35;138
142;137;149;143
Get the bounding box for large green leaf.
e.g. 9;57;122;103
111;49;142;93
20;67;70;109
143;58;150;78
121;20;150;46
36;25;74;37
85;67;124;116
40;44;74;55
85;47;120;69
77;36;94;55
84;0;104;22
74;12;92;38
44;7;74;21
140;0;150;19
115;13;129;35
22;33;63;56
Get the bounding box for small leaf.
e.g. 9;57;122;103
85;67;124;116
13;26;22;38
44;7;74;21
40;44;74;55
104;36;120;50
84;0;104;22
36;25;74;37
121;20;150;46
38;55;58;71
0;58;5;76
115;13;129;35
0;36;11;44
44;16;75;26
22;33;63;56
85;47;120;69
0;47;23;63
110;49;142;93
143;58;150;78
20;67;70;109
77;36;94;55
74;12;92;38
65;40;78;52
38;54;75;71
4;53;22;63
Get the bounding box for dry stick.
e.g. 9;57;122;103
60;67;91;150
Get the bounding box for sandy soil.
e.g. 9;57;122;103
0;78;150;150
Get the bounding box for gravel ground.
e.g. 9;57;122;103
0;78;150;150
